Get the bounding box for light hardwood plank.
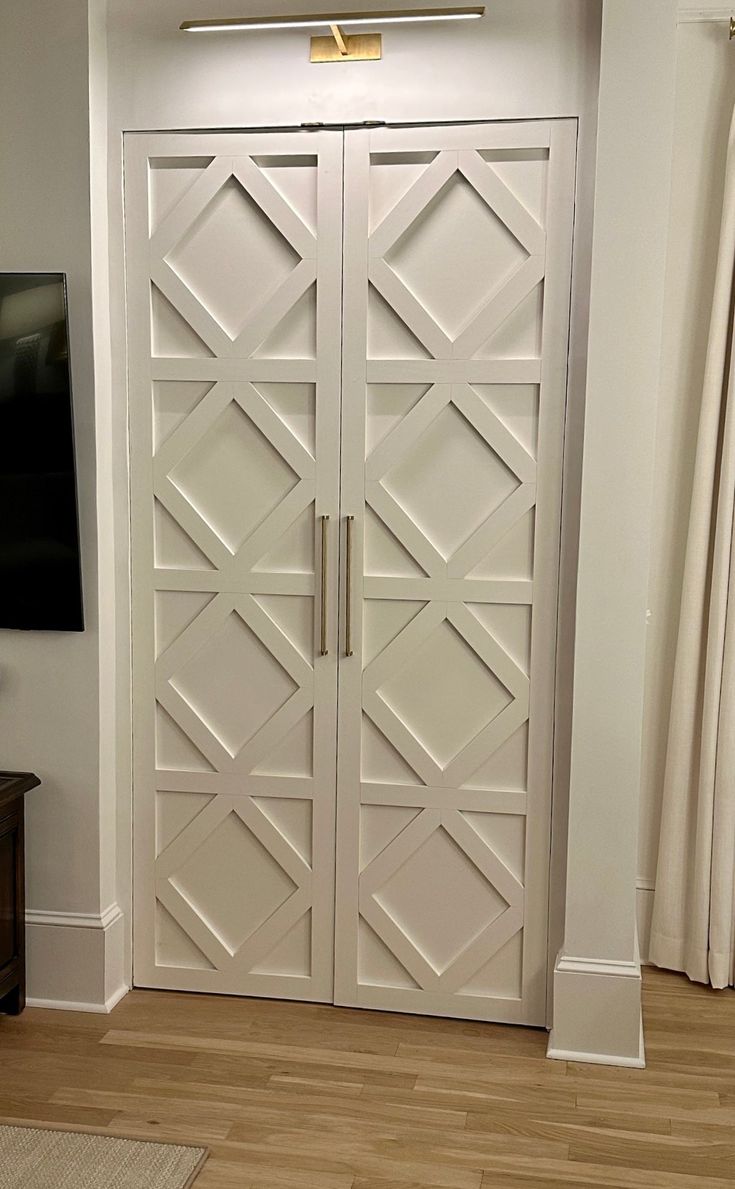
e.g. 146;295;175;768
0;969;733;1187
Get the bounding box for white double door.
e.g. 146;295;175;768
125;120;576;1027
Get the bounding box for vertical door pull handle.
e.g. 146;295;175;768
320;515;329;657
345;516;355;658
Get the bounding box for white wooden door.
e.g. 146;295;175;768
335;121;576;1025
126;131;343;1000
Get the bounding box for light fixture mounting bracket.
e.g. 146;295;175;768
310;27;382;61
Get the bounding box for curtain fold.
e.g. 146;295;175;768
650;107;735;990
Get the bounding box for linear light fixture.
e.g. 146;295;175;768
180;7;485;63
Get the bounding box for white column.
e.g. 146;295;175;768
549;0;678;1066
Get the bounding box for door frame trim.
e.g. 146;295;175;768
116;117;588;1024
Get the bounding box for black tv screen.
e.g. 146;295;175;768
0;273;84;630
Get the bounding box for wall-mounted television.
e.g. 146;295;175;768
0;273;84;631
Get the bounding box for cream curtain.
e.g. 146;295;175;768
649;110;735;990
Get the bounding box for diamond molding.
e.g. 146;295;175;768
364;600;529;788
379;619;514;769
154;380;316;573
359;806;524;992
149;155;317;358
156;793;312;972
156;592;313;774
366;382;537;580
168;177;300;341
368;149;546;360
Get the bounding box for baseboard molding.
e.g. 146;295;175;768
554;954;641;979
548;1019;646;1068
26;984;129;1015
549;949;644;1067
26;904;124;932
25;902;128;1012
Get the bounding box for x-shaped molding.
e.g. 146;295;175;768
359;807;524;993
156;591;313;774
149;155;317;357
366;382;537;580
369;149;546;360
363;600;530;789
156;793;312;972
154;380;316;574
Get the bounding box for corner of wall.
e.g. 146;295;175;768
26;905;129;1012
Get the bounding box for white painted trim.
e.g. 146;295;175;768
26;904;123;931
550;952;645;1066
554;954;641;979
548;1021;646;1068
637;880;655;965
25;903;127;1011
27;984;129;1015
678;8;731;24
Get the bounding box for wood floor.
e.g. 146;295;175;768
0;968;734;1188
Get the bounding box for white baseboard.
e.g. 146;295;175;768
26;905;124;932
549;951;645;1067
548;1019;646;1068
25;903;128;1012
26;984;129;1014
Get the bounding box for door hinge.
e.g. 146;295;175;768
300;120;386;131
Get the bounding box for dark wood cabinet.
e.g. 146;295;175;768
0;771;40;1015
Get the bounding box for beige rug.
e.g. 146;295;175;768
0;1124;207;1189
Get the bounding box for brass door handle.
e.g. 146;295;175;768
320;515;329;657
345;516;355;658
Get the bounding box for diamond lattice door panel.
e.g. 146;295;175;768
126;132;342;999
335;122;577;1025
126;122;576;1022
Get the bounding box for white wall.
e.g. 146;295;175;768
0;0;98;910
0;0;116;1007
638;11;735;960
0;0;127;1010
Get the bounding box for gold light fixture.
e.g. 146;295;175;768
180;7;485;63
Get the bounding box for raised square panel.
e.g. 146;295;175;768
379;620;512;769
167;177;299;339
383;404;519;561
374;825;507;974
171;810;296;954
170;611;297;758
169;400;298;554
388;173;527;338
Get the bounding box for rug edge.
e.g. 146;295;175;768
0;1118;209;1174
